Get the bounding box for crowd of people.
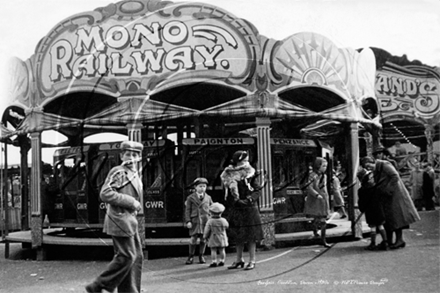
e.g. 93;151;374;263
183;146;435;266
185;150;265;270
84;141;435;292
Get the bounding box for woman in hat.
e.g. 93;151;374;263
361;156;420;249
184;177;213;264
204;202;229;267
221;150;265;270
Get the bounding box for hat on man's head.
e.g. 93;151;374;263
193;177;208;186
360;156;375;167
372;146;385;154
231;150;248;165
120;141;144;153
209;202;225;214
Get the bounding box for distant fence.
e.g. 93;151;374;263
0;207;21;234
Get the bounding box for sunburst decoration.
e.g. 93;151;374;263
270;32;348;94
301;69;327;86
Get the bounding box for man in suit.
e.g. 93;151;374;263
86;141;144;293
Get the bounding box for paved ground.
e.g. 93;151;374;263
0;209;439;293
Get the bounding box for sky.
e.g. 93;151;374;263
0;0;439;165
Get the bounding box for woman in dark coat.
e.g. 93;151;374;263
361;156;420;249
221;150;264;271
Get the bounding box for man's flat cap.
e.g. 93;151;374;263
120;141;143;153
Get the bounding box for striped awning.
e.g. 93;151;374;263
2;90;380;139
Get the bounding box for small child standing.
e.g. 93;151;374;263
184;177;213;264
204;202;229;267
358;168;388;251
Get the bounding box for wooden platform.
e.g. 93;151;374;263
275;218;370;243
5;229;191;247
5;217;369;247
3;216;370;261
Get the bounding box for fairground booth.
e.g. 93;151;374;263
1;0;383;259
371;48;440;174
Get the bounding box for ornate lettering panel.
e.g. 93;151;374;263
35;0;259;103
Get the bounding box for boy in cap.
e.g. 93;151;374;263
204;202;229;267
184;177;213;264
86;140;144;293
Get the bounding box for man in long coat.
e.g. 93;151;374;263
361;157;420;249
86;141;144;293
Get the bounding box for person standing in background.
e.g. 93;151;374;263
422;163;436;211
335;161;348;194
303;157;331;248
394;141;408;157
331;169;347;219
409;161;424;211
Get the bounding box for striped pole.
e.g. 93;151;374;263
256;117;273;211
256;117;275;247
30;132;44;259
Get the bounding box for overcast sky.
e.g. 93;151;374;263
0;0;439;164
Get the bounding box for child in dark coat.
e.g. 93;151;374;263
184;177;213;264
358;169;388;251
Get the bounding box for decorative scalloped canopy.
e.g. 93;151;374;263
1;0;382;140
33;0;260;106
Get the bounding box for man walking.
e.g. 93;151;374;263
86;141;144;293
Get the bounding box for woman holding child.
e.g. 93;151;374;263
220;150;265;270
